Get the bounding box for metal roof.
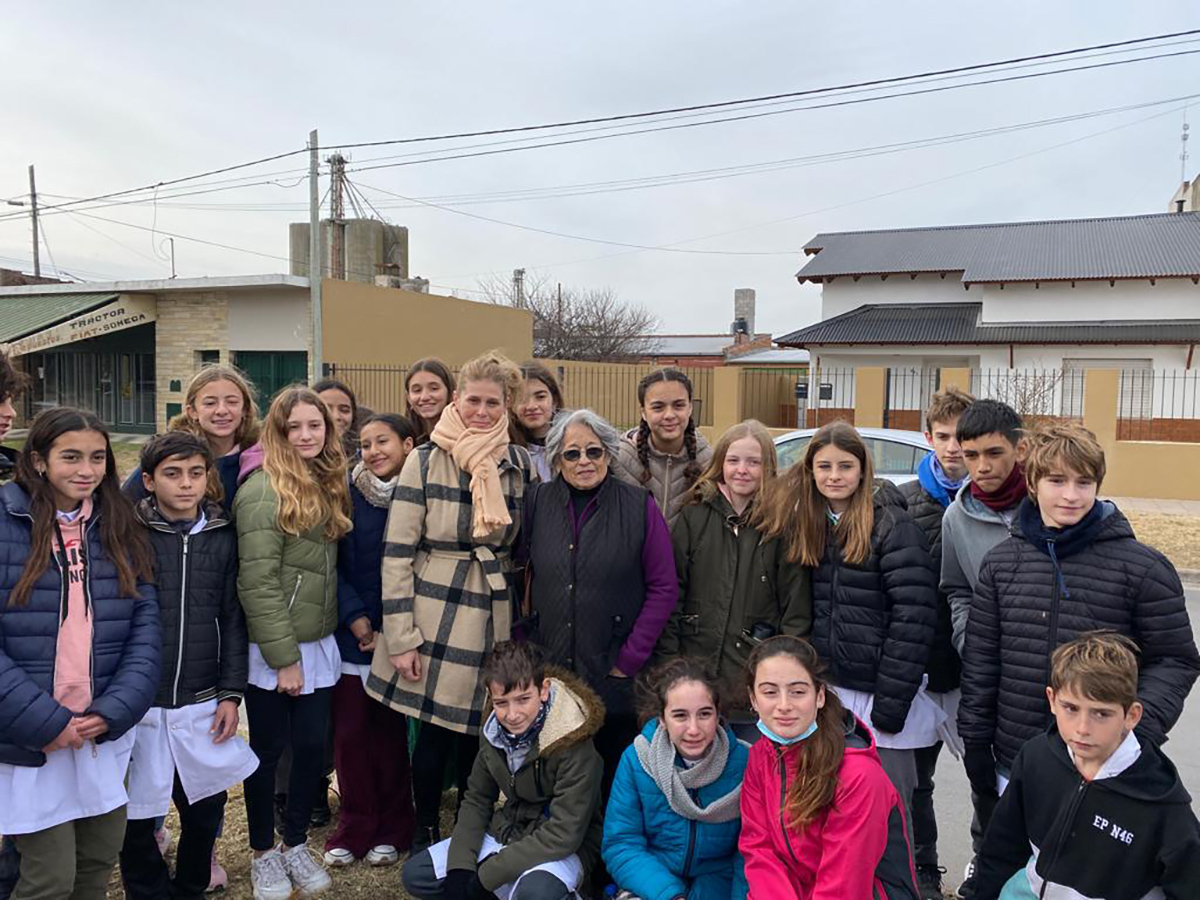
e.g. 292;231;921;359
727;348;811;364
796;212;1200;283
643;335;734;356
0;292;119;342
776;303;1200;346
0;274;306;297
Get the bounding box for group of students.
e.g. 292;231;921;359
0;346;1196;900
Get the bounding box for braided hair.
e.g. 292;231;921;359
635;367;702;487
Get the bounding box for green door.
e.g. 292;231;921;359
234;351;309;414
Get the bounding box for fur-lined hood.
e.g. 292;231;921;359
484;665;606;760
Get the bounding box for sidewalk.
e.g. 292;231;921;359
1105;496;1200;516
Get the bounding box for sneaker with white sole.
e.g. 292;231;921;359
282;843;333;897
957;858;977;899
323;847;356;868
365;845;398;867
250;847;293;900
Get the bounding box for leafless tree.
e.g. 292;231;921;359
477;273;661;361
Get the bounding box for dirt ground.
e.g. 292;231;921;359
1124;511;1200;572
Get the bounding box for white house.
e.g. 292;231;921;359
777;211;1200;420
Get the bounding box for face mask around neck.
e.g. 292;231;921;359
757;719;819;746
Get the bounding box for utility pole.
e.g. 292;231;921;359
28;165;39;276
167;237;176;279
512;268;525;308
327;153;347;280
308;129;324;382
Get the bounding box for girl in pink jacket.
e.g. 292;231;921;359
739;636;919;900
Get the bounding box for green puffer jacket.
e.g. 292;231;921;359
659;488;812;702
233;464;339;669
447;670;606;890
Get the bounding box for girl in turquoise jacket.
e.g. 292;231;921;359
602;659;749;900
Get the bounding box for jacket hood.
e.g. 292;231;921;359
620;427;712;461
871;478;909;512
1011;498;1127;544
534;667;606;758
236;442;265;484
0;480;31;517
135;496;231;531
1045;724;1191;805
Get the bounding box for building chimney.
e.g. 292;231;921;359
734;288;756;337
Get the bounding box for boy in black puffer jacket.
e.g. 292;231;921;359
899;386;974;899
958;423;1199;805
975;633;1200;900
118;433;257;900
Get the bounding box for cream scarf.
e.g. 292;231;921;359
431;404;512;538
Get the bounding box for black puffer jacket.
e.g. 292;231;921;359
138;498;247;709
810;481;938;734
899;479;961;693
959;500;1200;770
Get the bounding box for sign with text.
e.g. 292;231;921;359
4;295;157;356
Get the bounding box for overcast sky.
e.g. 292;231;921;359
2;2;1197;337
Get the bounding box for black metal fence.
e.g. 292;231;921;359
1117;369;1200;441
969;368;1085;424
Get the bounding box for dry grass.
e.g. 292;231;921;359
1124;512;1200;572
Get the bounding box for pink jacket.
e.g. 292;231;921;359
739;713;919;900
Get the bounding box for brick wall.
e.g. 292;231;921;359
154;292;230;430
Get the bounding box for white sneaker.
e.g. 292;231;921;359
365;845;399;866
250;847;293;900
323;847;356;867
282;842;333;897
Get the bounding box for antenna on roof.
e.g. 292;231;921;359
1181;112;1190;185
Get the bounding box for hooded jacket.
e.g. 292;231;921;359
809;481;938;734
447;670;605;891
614;428;714;529
940;482;1020;654
0;483;160;767
603;719;750;900
958;500;1200;770
974;726;1200;900
739;710;919;900
136;498;247;708
661;489;811;700
232;445;338;669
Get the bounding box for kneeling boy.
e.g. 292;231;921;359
119;433;258;900
975;633;1200;899
402;641;605;900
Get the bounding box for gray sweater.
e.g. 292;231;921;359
940;484;1020;653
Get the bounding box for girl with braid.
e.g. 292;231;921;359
614;368;712;529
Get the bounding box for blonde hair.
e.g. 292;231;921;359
1024;422;1106;493
457;349;523;407
688;419;777;511
165;364;261;502
260;387;352;541
1051;632;1139;710
754;421;875;565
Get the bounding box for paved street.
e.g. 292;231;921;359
932;588;1200;892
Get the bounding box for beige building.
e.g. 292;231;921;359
0;274;532;433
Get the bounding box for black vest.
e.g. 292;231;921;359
526;475;647;690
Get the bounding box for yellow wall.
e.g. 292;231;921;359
854;368;886;428
539;359;716;431
322;280;533;365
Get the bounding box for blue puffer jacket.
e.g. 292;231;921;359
335;479;388;665
0;482;161;767
603;720;749;900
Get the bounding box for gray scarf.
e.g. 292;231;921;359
352;461;397;509
634;724;743;824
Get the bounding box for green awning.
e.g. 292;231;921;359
0;292;119;342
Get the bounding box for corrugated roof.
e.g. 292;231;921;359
728;348;811;364
643;335;734;355
776;303;1200;346
796;213;1200;283
0;292;119;342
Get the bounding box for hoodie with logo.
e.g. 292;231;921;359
975;726;1200;900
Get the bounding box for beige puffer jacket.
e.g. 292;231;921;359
613;427;712;529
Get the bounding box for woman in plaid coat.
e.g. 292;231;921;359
365;351;534;854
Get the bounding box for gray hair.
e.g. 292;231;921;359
545;408;621;471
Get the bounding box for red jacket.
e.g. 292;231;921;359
739;712;919;900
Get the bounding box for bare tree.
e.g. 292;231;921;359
478;273;661;360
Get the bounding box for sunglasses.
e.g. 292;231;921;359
561;446;606;462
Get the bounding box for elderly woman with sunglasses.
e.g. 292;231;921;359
518;408;677;792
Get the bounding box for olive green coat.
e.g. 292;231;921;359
658;489;812;700
233;468;338;669
447;670;606;890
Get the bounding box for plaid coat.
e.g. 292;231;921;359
366;440;533;734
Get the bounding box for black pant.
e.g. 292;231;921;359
402;847;570;900
411;722;479;828
912;741;942;868
120;776;227;900
243;684;334;851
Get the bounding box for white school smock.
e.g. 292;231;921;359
834;676;949;751
126;699;259;820
0;730;136;835
247;634;341;694
426;833;583;900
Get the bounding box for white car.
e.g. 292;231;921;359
773;426;931;485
